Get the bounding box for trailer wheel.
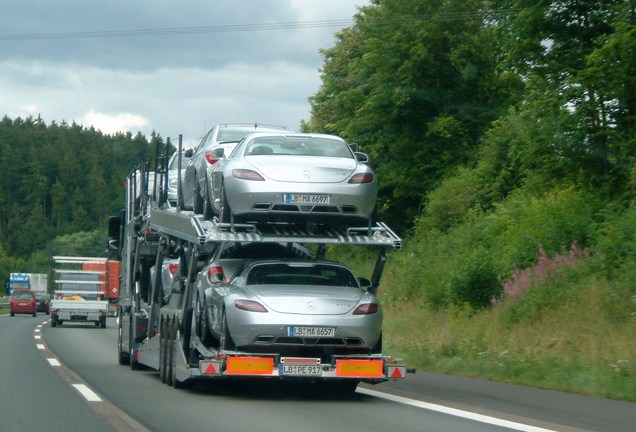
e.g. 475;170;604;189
167;319;176;386
118;311;130;365
129;317;140;370
159;318;167;383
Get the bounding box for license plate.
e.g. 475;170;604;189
284;194;330;205
288;326;335;337
279;365;322;376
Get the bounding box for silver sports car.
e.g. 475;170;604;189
195;259;383;360
207;133;378;227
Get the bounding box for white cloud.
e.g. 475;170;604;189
0;1;369;147
78;110;149;135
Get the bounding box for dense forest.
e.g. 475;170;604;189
0;118;162;282
1;0;634;397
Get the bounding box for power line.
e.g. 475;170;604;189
0;10;521;42
0;19;355;42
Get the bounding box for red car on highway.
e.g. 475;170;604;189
10;289;37;317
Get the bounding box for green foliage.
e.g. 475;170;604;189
0;116;157;257
382;185;603;310
308;0;522;232
50;229;109;257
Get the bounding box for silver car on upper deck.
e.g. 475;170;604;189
181;123;291;215
207;132;378;227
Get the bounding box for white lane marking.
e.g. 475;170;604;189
72;384;102;402
34;335;41;339
47;358;61;367
358;388;559;432
36;344;45;350
35;328;40;332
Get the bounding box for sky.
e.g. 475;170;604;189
0;0;369;148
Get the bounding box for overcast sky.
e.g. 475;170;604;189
0;0;368;147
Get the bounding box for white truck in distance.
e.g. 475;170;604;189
50;257;108;328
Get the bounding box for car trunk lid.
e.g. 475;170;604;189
247;156;356;183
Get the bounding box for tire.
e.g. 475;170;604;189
51;316;57;327
193;176;203;214
159;318;167;383
324;380;359;395
371;333;382;354
219;186;232;224
100;316;107;329
10;312;14;317
196;293;213;346
129;317;140;370
167;320;176;387
118;315;130;365
202;179;213;220
218;309;235;351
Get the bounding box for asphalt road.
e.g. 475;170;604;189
1;314;634;432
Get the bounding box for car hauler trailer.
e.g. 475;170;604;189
108;154;412;391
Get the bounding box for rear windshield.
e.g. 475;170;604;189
57;272;102;300
12;291;33;300
246;263;358;287
245;136;353;158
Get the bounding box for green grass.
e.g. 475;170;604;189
379;277;636;401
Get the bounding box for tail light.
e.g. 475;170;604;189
205;150;221;165
168;262;179;275
348;173;374;184
207;265;225;283
233;169;265;181
353;303;379;315
234;299;268;312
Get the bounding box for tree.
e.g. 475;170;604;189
308;0;521;231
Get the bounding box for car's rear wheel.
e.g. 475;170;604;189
202;179;213;220
193;176;203;214
196;293;213;346
219;185;232;224
219;309;235;351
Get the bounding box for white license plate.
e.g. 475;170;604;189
284;194;330;205
279;365;322;376
288;326;335;337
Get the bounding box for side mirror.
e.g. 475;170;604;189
108;215;121;240
108;239;119;251
184;148;194;158
358;277;372;289
354;152;369;163
211;147;225;158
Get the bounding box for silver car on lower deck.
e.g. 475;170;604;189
197;259;383;361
